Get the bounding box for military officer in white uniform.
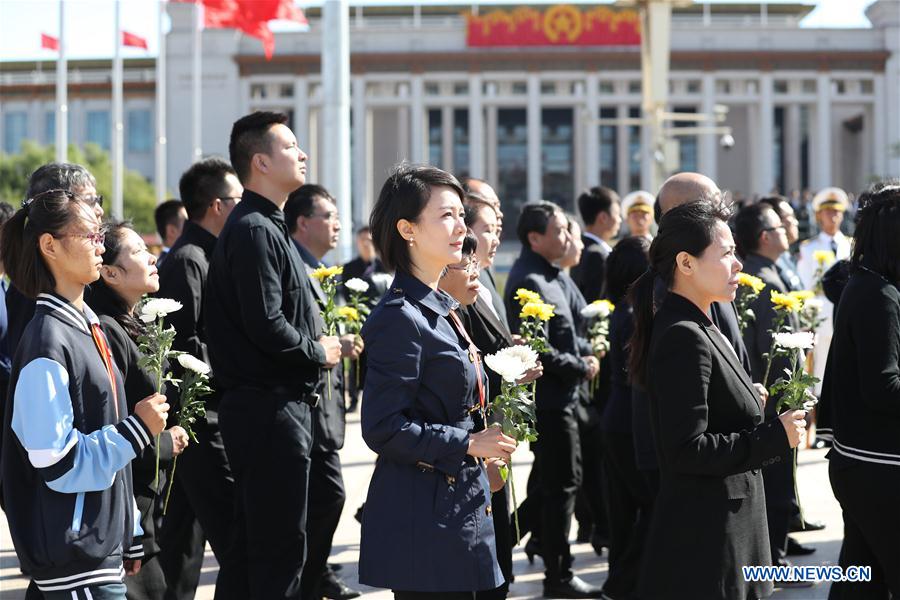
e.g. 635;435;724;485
797;187;852;393
621;190;655;240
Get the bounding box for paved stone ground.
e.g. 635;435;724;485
1;412;843;599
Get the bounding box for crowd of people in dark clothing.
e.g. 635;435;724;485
0;109;898;600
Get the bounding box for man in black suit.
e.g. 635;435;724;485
734;203;814;588
504;201;602;599
285;184;362;600
463;178;508;325
157;158;243;600
571;186;621;303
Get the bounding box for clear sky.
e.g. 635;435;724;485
0;0;878;63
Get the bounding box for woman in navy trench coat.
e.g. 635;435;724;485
359;165;518;600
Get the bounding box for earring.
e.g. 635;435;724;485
409;237;415;246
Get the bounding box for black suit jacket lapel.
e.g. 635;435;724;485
473;296;514;347
701;323;763;413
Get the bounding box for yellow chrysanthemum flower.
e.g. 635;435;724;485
813;250;836;266
736;272;765;294
592;299;616;313
337;306;359;322
310;265;344;282
520;301;555;321
515;288;542;306
789;290;815;302
771;290;803;312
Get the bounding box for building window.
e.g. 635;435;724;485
3;111;28;153
672;106;698;174
497;108;527;238
127;109;152;153
686;80;701;93
716;80;732;95
834;80;846;95
598;81;614;94
628;80;641;94
802;80;816;94
512;81;527;95
425;82;440;96
86;110;111;150
599;107;617;189
541;81;556;95
453;108;469;179
453;82;469;96
251;84;267;99
774;80;789;94
428;109;442;168
45;111;56;145
541;108;574;210
279;83;294;98
746;80;759;95
628;106;642;191
860;79;874;94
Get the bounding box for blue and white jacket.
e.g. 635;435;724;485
0;293;149;593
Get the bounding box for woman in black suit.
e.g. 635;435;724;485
88;221;190;600
628;202;806;600
825;181;900;599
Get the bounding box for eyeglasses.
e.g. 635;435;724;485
68;231;106;247
447;258;480;275
83;195;103;207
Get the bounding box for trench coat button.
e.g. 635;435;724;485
486;505;492;515
775;455;781;462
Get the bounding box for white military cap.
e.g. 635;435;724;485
622;190;655;216
812;187;849;212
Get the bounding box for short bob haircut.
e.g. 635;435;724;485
851;179;900;283
370;163;465;274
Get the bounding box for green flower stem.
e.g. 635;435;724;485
507;461;521;544
762;311;788;388
793;448;805;530
163;454;179;515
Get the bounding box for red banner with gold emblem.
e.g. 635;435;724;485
466;5;640;47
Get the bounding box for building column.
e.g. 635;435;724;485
441;106;453;171
410;75;426;163
584;73;600;188
814;72;833;189
527;74;541;203
468;73;485;178
699;72;718;181
486;105;498;185
873;73;887;177
398;106;410;162
757;73;775;194
784;103;802;193
294;77;310;154
616;103;630;194
351;76;369;230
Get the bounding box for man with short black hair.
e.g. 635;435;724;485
505;201;602;599
155;199;188;266
285;184;362;600
758;195;803;292
205;111;342;600
156;157;242;600
571;186;621;302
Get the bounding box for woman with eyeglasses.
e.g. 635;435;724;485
360;165;518;600
0;190;169;599
87;221;191;600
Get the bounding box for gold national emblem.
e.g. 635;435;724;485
543;5;583;43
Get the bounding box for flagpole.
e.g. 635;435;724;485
155;0;167;204
191;1;202;162
112;0;124;219
55;0;67;163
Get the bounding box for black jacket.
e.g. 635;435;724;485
639;293;788;600
205;190;326;394
824;266;900;468
504;246;591;411
603;304;634;435
570;234;610;303
294;240;344;452
463;295;515;411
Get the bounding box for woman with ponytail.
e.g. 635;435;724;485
0;190;169;599
629;201;807;600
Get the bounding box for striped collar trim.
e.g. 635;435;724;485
35;293;95;334
832;438;900;467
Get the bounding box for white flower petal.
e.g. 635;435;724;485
345;278;370;293
177;353;211;375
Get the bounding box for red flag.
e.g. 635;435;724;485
204;0;306;60
41;33;59;51
122;31;148;49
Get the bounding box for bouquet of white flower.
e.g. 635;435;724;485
137;297;183;489
484;345;540;542
580;299;615;395
163;354;212;514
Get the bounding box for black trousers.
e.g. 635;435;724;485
215;391;313;600
476;486;512;600
300;449;346;600
762;450;793;564
158;410;237;600
828;459;900;600
535;407;582;583
602;432;652;599
126;553;167;600
574;405;610;543
394;592;475;600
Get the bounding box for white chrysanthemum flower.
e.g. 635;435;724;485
177;353;211;375
580;303;608;319
773;331;815;350
503;345;539;372
803;297;825;312
485;346;533;383
140;298;183;322
345;277;370;293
